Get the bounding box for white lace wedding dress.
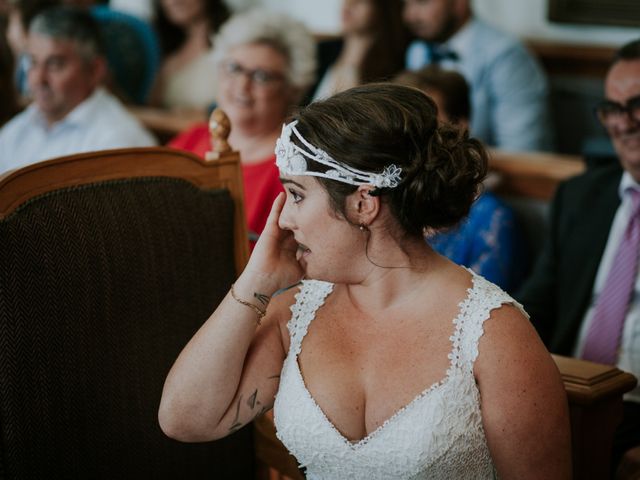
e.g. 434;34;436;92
274;272;526;479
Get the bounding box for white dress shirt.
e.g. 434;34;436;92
0;87;156;174
574;172;640;402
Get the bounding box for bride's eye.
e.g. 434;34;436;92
288;188;304;204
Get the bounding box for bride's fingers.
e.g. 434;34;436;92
280;231;299;252
264;193;285;232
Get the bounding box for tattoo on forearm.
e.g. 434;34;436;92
228;375;281;432
253;292;271;307
255;405;270;419
247;389;258;409
228;394;243;433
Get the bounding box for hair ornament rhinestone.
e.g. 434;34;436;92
275;120;403;189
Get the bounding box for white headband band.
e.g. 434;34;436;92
274;120;403;189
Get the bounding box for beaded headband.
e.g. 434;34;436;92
275;120;403;189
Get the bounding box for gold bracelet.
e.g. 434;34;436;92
230;284;266;326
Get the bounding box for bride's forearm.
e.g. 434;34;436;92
158;275;282;441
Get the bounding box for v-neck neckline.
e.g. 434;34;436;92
292;274;478;448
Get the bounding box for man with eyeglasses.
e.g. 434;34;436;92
0;6;156;173
518;38;640;475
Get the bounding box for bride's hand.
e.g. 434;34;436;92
238;193;303;295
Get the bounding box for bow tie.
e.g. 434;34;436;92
424;42;459;64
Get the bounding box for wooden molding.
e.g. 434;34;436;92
488;149;585;201
128;106;206;143
526;39;616;78
554;355;638;406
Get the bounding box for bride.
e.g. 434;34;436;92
159;83;571;478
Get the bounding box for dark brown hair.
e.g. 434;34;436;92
359;0;410;84
292;83;487;237
154;0;230;56
614;38;640;63
0;29;20;127
393;65;471;124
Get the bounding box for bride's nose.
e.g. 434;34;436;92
278;200;295;231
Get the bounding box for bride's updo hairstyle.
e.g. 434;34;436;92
291;83;488;237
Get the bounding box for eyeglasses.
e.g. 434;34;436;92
595;94;640;128
220;61;286;87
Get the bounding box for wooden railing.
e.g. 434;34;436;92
526;39;616;78
488;149;585;201
128;106;206;144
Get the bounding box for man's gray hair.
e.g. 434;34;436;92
29;6;104;62
212;9;316;92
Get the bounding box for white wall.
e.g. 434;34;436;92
231;0;342;33
239;0;638;46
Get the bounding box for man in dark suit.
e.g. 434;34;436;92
518;38;640;471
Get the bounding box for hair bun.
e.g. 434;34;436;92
394;123;488;234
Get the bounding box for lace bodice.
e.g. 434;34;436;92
273;272;526;479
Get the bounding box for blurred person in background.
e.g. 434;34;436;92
0;6;155;173
402;0;552;152
6;0;59;98
307;0;409;102
168;8;316;244
395;65;528;292
517;39;640;476
149;0;229;112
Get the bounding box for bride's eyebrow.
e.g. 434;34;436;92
280;178;306;190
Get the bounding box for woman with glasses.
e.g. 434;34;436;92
168;9;316;244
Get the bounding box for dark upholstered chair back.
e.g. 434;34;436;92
0;148;252;479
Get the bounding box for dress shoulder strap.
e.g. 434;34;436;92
286;280;334;356
450;272;529;372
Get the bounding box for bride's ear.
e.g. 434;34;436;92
347;186;380;226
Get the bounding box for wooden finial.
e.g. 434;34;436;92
205;108;231;161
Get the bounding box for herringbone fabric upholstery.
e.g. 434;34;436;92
0;177;254;479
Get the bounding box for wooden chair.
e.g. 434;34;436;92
253;355;637;480
0;146;252;478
